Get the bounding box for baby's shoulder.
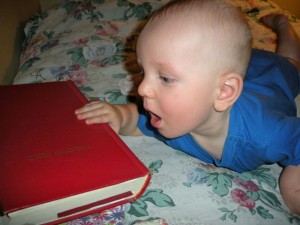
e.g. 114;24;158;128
245;49;299;96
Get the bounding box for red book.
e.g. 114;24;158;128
0;81;151;225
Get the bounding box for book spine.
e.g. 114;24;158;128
133;173;151;201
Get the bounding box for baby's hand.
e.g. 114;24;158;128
75;101;122;133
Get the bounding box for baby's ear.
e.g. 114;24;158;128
214;73;243;112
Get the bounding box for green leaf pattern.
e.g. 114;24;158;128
185;164;299;222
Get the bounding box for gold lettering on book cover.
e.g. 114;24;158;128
27;146;91;161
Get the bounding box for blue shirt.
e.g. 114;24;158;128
137;49;300;172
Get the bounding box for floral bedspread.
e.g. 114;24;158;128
13;0;300;224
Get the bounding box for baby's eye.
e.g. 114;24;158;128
159;76;175;85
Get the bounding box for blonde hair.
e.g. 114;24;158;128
144;0;252;77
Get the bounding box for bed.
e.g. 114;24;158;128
7;0;300;224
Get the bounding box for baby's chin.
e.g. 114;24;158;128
156;128;184;139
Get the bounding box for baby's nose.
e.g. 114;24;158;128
138;78;155;99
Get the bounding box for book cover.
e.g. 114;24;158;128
0;81;151;225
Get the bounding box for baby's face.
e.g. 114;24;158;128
136;18;219;138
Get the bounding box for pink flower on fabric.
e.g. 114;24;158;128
233;178;259;192
71;64;81;71
162;219;169;225
96;23;118;36
231;188;256;209
90;60;104;67
80;2;92;10
73;37;89;46
72;8;81;17
67;70;88;86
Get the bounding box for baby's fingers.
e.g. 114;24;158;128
75;101;103;114
75;101;107;120
82;113;113;125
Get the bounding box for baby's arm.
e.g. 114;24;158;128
279;165;300;215
75;101;143;136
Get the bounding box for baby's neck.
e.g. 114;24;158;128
190;110;230;159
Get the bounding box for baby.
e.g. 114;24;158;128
75;0;300;214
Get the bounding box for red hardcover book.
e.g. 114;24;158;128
0;81;151;225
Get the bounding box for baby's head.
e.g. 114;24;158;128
139;0;252;78
136;0;252;138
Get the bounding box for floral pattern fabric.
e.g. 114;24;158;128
13;0;300;224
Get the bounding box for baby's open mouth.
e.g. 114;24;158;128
149;111;161;128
